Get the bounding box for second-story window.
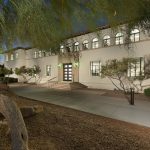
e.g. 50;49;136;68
60;45;65;53
130;29;140;42
5;54;8;61
10;54;14;60
66;43;72;52
38;51;42;57
34;51;38;58
115;33;124;45
15;52;19;59
82;40;89;50
74;42;79;51
103;35;110;47
92;38;99;49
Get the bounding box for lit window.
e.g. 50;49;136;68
38;51;42;57
92;38;99;49
34;51;38;58
103;35;110;47
83;40;89;50
15;52;19;59
128;57;144;77
60;45;65;53
46;65;51;76
115;33;124;45
10;54;14;60
90;61;101;76
66;43;72;52
74;42;80;51
5;54;8;61
130;29;140;42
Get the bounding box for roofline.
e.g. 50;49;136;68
2;47;33;53
66;24;110;40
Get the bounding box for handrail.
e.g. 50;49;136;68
48;76;57;82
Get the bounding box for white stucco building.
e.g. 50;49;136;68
4;25;150;90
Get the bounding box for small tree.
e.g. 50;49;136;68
15;66;41;83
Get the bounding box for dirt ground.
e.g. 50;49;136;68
99;89;150;101
0;91;150;150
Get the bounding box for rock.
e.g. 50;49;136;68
20;105;43;118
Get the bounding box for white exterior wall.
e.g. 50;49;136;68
25;49;58;83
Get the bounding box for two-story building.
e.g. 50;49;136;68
4;25;150;90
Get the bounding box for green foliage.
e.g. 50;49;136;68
15;66;27;76
101;58;128;78
144;88;150;97
15;65;41;82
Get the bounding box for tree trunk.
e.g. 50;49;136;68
0;94;29;150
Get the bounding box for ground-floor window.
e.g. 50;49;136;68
46;65;51;76
128;57;144;77
90;61;101;76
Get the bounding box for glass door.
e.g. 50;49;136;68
63;63;72;81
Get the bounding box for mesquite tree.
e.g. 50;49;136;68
101;57;150;95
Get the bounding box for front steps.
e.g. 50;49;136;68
38;82;87;90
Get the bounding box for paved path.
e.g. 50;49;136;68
10;85;150;127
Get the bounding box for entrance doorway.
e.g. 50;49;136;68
63;63;72;81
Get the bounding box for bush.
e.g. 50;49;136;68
144;88;150;96
0;77;18;84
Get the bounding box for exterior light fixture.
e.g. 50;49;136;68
74;62;79;68
58;63;62;68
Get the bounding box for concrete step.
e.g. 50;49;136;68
37;81;87;90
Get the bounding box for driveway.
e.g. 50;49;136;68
10;84;150;127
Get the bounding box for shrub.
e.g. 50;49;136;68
0;77;18;84
144;88;150;96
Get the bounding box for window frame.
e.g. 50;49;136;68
92;38;99;49
10;54;14;61
115;32;124;45
128;57;144;77
130;29;140;42
90;61;101;77
74;42;80;51
82;40;89;50
103;35;111;47
5;54;9;61
38;51;42;58
34;51;38;58
46;65;51;76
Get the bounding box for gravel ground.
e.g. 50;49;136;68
1;91;150;150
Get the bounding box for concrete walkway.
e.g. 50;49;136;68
10;85;150;127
